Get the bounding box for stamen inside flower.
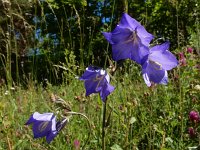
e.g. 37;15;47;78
93;75;104;91
124;30;138;44
149;59;162;70
93;75;104;82
39;121;49;132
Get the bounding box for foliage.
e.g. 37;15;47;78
0;54;199;149
0;0;199;84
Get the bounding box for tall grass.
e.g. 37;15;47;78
0;60;199;149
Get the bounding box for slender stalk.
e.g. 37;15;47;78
104;0;115;68
176;1;179;49
102;61;118;149
123;0;128;13
178;67;184;144
195;0;200;55
6;135;12;150
102;100;107;150
64;111;91;149
73;5;84;67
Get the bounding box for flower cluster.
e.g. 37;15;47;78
79;13;178;102
103;13;178;87
179;52;186;66
188;110;200;137
26;13;179;145
189;111;200;122
178;46;194;67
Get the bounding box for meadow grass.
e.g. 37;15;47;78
0;56;199;150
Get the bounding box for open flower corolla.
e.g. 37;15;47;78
142;42;178;86
79;66;115;101
102;13;154;64
25;112;67;143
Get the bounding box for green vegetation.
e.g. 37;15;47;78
0;0;200;149
0;58;199;149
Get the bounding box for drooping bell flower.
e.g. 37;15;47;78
79;66;115;102
25;112;67;143
102;13;154;64
142;42;178;87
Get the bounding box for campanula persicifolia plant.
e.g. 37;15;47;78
81;13;177;149
26;13;178;149
25;109;91;148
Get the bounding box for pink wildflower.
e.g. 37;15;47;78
189;111;200;122
74;139;80;150
187;47;193;53
179;52;186;66
188;127;196;137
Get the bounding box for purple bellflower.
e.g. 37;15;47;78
79;66;115;102
25;112;67;143
142;42;178;87
102;13;154;64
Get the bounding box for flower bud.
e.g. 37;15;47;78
179;52;186;66
189;111;200;122
188;127;196;137
187;47;193;53
74;139;80;150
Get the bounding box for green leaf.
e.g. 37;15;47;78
129;117;136;124
165;137;173;143
111;144;123;150
80;0;87;6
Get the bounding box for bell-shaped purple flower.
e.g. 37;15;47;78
25;112;67;143
79;66;115;102
102;13;154;64
142;42;178;86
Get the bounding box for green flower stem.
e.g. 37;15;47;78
102;100;107;150
101;62;118;150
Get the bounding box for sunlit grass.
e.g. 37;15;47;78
0;55;199;149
